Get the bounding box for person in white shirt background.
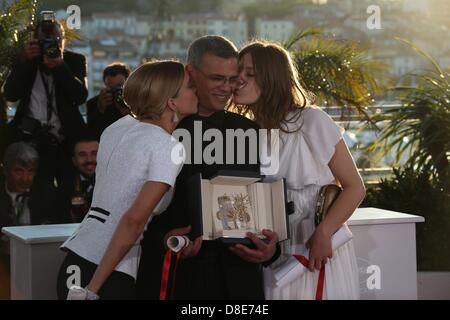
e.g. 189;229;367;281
56;60;198;300
232;40;366;299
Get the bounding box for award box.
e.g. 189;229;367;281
187;170;290;245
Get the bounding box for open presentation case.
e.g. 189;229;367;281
187;171;290;245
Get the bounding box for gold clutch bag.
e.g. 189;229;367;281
315;184;343;226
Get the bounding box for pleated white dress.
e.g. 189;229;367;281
261;107;360;300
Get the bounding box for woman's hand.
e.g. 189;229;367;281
67;286;99;300
306;226;332;272
302;138;366;272
163;225;202;259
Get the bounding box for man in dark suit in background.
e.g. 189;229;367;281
0;142;62;299
60;136;99;223
0;142;62;230
86;62;131;141
137;36;280;300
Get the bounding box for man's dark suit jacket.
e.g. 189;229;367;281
3;50;88;144
137;111;278;300
86;95;123;141
0;175;64;230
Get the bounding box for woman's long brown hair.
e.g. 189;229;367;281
236;40;312;132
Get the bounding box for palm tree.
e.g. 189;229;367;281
284;28;386;121
367;39;450;186
0;0;39;157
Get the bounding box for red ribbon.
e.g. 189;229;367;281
293;255;326;300
159;250;182;300
170;251;182;299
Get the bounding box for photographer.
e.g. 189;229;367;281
2;11;88;188
87;63;131;141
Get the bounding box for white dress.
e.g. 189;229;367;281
262;107;360;300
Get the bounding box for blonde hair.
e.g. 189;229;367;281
236;40;311;132
123;60;185;120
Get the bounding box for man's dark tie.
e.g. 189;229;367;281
14;192;30;225
81;179;94;193
16;192;30;203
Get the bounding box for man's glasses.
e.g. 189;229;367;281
195;68;240;87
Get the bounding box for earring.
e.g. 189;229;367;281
172;112;180;123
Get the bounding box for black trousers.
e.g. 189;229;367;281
56;251;136;300
136;241;265;300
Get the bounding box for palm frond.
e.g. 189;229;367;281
395;37;444;77
283;27;322;50
1;0;40;157
285;29;386;121
367;41;450;182
0;0;39;82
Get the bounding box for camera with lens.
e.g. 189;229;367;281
37;11;61;59
18;116;61;150
110;86;124;107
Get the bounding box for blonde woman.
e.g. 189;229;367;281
232;41;365;299
56;60;198;299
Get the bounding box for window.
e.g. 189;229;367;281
93;50;106;58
